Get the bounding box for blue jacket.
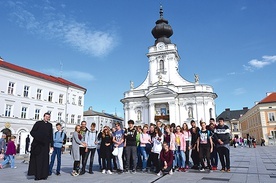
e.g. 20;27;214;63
53;131;65;148
85;130;98;149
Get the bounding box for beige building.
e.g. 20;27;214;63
240;92;276;145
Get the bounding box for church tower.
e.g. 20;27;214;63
121;6;217;127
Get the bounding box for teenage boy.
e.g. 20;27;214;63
214;118;231;172
190;120;200;169
80;123;98;175
208;119;218;170
113;122;124;174
124;120;137;173
49;123;65;176
197;122;213;171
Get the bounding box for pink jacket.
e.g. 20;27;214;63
140;133;151;147
170;132;186;151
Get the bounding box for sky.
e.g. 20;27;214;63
0;0;276;119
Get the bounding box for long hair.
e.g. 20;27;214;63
155;127;162;137
182;123;189;132
75;125;81;132
102;127;112;138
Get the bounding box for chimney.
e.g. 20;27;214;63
266;92;272;96
243;107;248;110
0;56;3;61
225;108;230;111
102;110;105;113
88;106;93;111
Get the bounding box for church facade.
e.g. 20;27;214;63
121;7;217;127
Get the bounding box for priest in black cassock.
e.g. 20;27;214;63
28;112;53;181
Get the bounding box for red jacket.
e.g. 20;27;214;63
160;149;173;167
5;141;16;155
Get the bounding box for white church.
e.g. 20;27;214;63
121;7;217;127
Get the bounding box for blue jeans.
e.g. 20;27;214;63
49;147;62;174
137;146;142;169
97;149;102;169
175;147;185;168
1;155;15;168
210;146;218;167
140;147;149;170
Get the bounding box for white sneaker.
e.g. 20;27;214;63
157;171;163;176
102;169;106;174
12;167;17;169
169;169;173;175
107;170;112;174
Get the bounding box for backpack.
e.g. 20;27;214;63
55;131;67;145
198;130;211;143
199;130;210;137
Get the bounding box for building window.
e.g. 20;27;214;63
58;112;62;122
66;114;68;123
78;96;82;106
23;86;30;97
48;91;53;102
71;114;75;123
37;89;42;100
8;82;15;94
5;104;12;117
233;123;238;132
159;60;164;72
271;131;276;139
77;115;81;124
72;95;76;105
268;112;275;121
59;94;63;104
34;109;40;120
21;107;27;119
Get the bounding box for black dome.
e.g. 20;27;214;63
151;6;173;45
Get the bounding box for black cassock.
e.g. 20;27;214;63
27;120;53;180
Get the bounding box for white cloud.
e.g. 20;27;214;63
43;68;95;81
248;59;270;68
6;1;118;57
244;55;276;71
233;88;246;95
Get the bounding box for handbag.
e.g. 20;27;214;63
0;154;4;160
112;147;119;156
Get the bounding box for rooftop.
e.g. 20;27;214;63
217;107;249;121
259;92;276;104
0;59;86;92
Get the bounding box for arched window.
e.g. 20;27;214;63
159;60;164;72
1;128;11;141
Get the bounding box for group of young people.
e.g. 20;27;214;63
0;113;231;181
69;117;231;176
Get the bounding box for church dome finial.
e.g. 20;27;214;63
151;5;173;45
159;4;163;19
